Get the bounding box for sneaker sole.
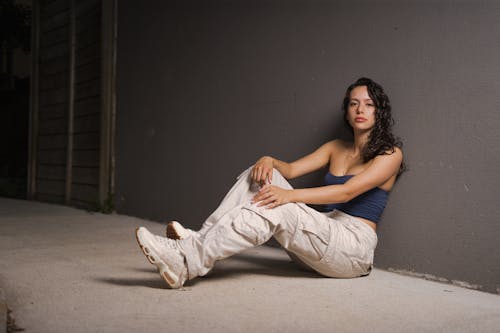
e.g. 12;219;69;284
135;227;156;265
135;227;181;288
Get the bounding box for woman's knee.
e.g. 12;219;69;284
238;165;291;189
272;168;284;178
271;168;292;189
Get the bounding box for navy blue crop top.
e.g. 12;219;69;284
324;172;389;223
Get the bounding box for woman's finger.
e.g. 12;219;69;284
262;170;270;184
258;192;274;203
257;184;270;194
266;198;281;209
258;195;276;207
256;192;274;206
260;169;268;185
252;167;260;182
267;169;273;184
253;187;270;202
260;184;271;191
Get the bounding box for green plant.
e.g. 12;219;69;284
93;192;115;214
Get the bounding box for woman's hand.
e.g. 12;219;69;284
252;185;294;209
251;156;274;185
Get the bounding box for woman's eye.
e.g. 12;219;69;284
349;102;357;106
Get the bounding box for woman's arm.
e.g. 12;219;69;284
252;141;336;184
253;148;403;208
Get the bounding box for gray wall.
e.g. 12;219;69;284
116;0;500;294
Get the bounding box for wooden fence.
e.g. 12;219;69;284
28;0;116;210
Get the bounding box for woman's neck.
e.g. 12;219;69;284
352;130;370;156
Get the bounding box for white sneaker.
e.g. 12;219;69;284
166;221;194;240
165;222;215;277
135;227;188;289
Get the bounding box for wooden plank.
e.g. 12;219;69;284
73;149;99;167
72;166;99;185
28;0;41;199
36;192;65;204
40;87;68;106
73;132;100;150
75;0;100;17
100;0;117;205
74;113;100;133
39;72;67;92
38;117;67;134
40;11;69;33
76;6;100;34
40;42;69;62
75;43;100;67
39;104;67;120
36;178;65;196
74;97;100;116
70;198;93;209
38;133;67;150
76;24;100;50
75;78;100;101
41;0;69;17
36;0;68;203
38;164;66;180
37;149;66;164
40;25;68;48
75;59;100;83
41;0;57;6
70;183;98;202
65;0;76;204
40;56;68;75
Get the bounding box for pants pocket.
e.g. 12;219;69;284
329;231;375;277
231;208;269;245
287;217;330;262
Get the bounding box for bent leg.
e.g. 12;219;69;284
177;167;377;280
196;166;293;236
178;200;333;280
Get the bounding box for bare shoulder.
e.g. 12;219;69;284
386;146;403;160
375;147;403;162
314;139;339;153
372;147;403;177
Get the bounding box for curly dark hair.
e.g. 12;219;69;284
342;77;405;174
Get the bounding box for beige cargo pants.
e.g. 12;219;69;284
178;166;378;280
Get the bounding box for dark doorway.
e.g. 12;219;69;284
0;0;31;199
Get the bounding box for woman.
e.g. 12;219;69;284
135;77;404;289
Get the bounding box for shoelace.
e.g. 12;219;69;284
154;235;179;249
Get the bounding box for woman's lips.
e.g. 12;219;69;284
355;117;367;122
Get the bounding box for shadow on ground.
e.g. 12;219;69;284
94;250;320;289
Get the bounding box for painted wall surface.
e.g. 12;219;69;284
116;0;500;294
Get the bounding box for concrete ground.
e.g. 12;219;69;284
1;197;500;333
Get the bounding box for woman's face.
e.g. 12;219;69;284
346;85;376;132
